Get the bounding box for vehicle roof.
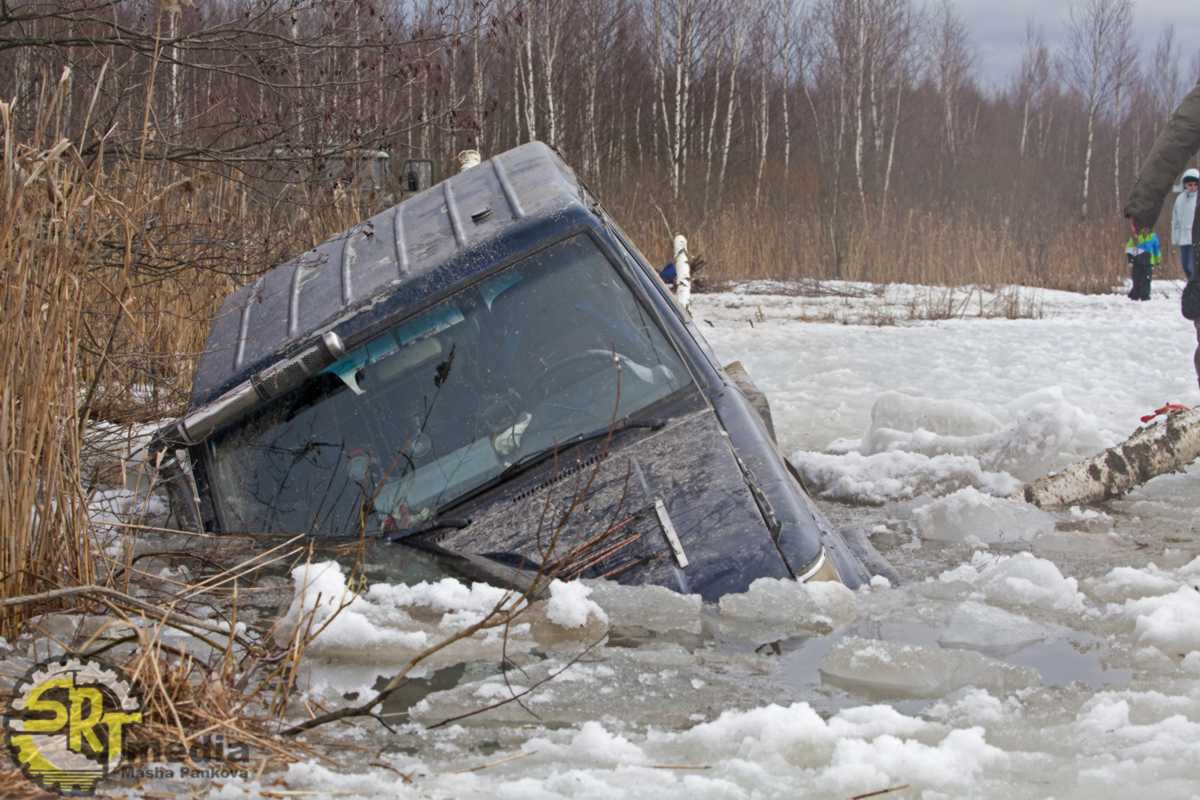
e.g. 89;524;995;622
190;142;591;407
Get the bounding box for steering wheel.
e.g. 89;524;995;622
528;349;624;404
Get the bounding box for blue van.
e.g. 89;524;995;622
154;143;871;600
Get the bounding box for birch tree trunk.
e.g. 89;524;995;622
292;9;305;142
539;1;562;149
522;15;538;142
715;18;746;211
1020;410;1200;508
168;10;181;133
754;66;770;209
703;63;722;212
1081;104;1096;219
881;80;902;224
473;4;485;149
852;0;867;211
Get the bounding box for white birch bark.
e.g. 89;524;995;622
291;9;305;141
852;0;867;208
754;65;770;209
168;10;181;133
522;14;538;141
673;234;691;312
1081;104;1095;219
715;18;746;210
473;5;484;148
881;80;902;224
539;0;563;148
1021;410;1200;508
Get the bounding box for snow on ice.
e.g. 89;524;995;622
95;281;1200;798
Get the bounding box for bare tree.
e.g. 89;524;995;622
1014;24;1052;160
1109;20;1136;215
928;0;973;170
1064;0;1133;220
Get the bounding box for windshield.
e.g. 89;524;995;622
207;234;693;536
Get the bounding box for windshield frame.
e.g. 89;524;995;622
200;227;706;535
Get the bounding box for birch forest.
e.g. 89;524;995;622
1;0;1194;289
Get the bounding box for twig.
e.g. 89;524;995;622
849;785;911;800
428;637;606;730
450;750;532;774
0;584;243;640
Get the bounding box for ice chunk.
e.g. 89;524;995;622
914;487;1055;544
860;388;1109;482
789;450;1020;505
820;636;1039;698
665;701;928;761
583;579;701;634
718;578;857;637
275;561;429;655
1058;505;1115;533
544;580;608;629
1121;588;1200;655
938;601;1049;655
1071;690;1200;791
866;391;1003;440
938;552;1086;613
412;645;772;729
273;561;538;677
1085;565;1181;603
820;727;1007;795
525;720;645;766
367;578;512;619
925;687;1023;726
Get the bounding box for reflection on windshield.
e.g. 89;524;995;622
208;234;692;535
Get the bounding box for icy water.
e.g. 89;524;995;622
103;284;1200;797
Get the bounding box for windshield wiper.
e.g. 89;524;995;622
441;417;668;513
387;516;472;544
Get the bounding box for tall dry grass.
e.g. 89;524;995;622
1;77;94;638
615;195;1128;293
0;71;365;638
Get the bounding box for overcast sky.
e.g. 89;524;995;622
955;0;1200;91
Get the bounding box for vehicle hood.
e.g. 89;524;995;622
423;406;797;601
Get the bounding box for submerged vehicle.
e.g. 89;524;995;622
154;142;872;600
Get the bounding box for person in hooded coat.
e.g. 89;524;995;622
1172;168;1199;280
1124;78;1200;392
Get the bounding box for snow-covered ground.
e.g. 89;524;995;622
148;282;1200;797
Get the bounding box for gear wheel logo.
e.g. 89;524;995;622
4;657;142;796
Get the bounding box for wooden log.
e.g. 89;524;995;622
1019;408;1200;508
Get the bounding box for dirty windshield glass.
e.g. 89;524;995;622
207;234;692;535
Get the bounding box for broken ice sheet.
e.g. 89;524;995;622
937;551;1086;614
582;579;703;634
938;601;1051;656
409;644;775;729
820;636;1038;699
790;449;1021;505
913;486;1055;545
717;577;857;640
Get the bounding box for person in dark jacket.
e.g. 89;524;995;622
1124;78;1200;391
1125;229;1161;301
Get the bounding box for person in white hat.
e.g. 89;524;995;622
1172;168;1199;280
